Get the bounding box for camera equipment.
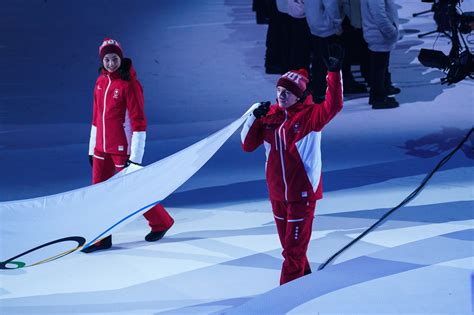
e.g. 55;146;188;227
414;0;452;37
417;0;474;85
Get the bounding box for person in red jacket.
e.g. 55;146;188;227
83;38;174;253
241;44;344;285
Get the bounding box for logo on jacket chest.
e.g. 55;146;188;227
113;88;120;99
292;122;301;134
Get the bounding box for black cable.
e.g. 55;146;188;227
318;127;473;271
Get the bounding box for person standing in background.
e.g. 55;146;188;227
341;0;369;94
305;0;344;103
264;0;291;74
360;0;401;109
253;0;271;24
286;0;311;72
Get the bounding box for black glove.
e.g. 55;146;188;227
125;159;141;167
252;101;271;119
322;41;344;72
89;155;93;167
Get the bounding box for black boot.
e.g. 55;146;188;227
386;85;401;95
145;228;170;242
370;96;399;109
344;80;368;94
385;72;401;95
81;236;112;253
343;70;368;94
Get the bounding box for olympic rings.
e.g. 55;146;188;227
0;236;86;270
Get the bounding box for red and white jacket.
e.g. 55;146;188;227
241;71;343;202
88;63;147;163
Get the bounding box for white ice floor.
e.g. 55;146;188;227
0;0;473;314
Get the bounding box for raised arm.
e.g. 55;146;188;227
310;71;343;130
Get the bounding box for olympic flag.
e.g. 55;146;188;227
0;107;255;269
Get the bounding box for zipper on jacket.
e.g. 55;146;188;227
102;75;112;152
278;110;288;201
274;130;279;151
282;128;287;150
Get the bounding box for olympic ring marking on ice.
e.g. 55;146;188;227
0;236;86;270
1;261;25;269
1;200;162;270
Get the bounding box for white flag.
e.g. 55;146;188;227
0;107;254;269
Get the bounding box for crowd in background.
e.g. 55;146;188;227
253;0;402;109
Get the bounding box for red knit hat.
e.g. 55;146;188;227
99;38;123;60
276;69;309;98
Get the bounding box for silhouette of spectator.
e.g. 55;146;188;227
264;0;291;74
305;0;343;103
253;0;270;24
286;0;311;72
283;0;311;72
360;0;401;109
341;0;369;94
